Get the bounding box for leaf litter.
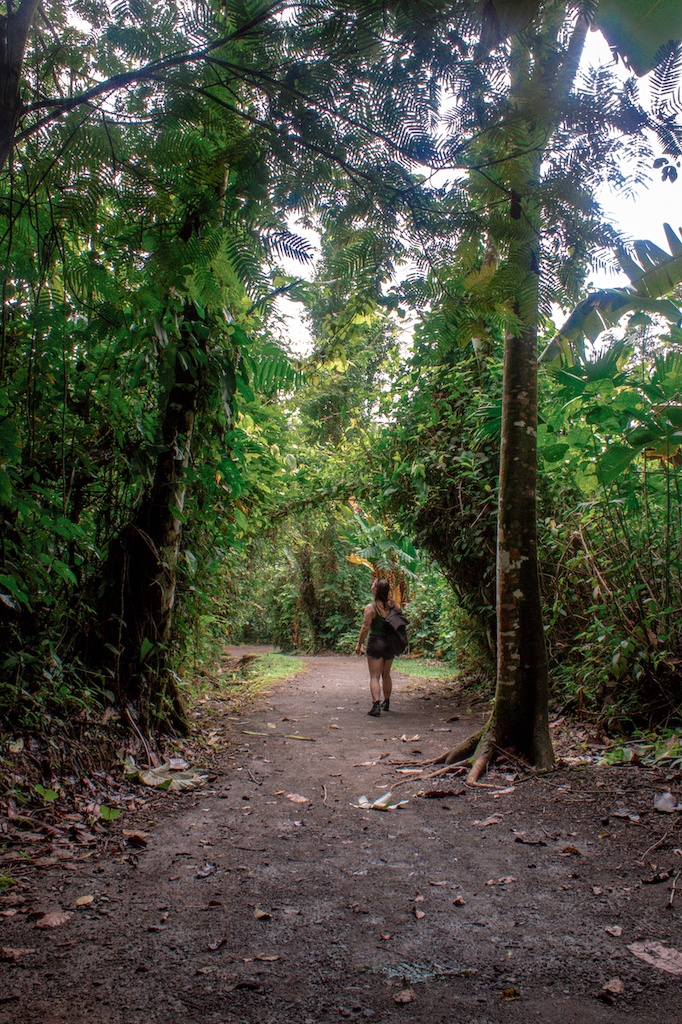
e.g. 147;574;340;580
629;942;682;975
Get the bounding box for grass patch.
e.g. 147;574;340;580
213;651;307;705
245;652;307;688
393;657;459;682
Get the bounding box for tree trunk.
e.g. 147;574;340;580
0;1;41;170
440;13;591;776
86;315;203;732
484;309;553;768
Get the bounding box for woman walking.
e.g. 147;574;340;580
356;578;398;717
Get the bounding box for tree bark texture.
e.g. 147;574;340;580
489;311;553;767
471;14;589;771
86;318;202;732
0;1;40;170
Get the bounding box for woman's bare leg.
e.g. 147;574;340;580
381;659;393;701
367;657;383;702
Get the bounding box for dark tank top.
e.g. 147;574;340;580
369;603;390;637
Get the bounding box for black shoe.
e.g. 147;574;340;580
367;702;381;717
381;699;390;712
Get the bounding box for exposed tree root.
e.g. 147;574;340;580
423;763;468;781
392;762;468;789
406;717;553;788
467;753;490;784
431;727;484;766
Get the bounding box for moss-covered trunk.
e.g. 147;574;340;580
87;315;203;732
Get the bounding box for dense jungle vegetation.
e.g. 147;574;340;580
1;0;682;765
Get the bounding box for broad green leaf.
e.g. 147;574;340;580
542;443;570;462
596;0;682;76
140;637;154;663
35;784;59;802
597;444;641;485
99;805;122;821
0;419;20;460
0;467;11;505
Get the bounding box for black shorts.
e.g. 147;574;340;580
366;635;398;661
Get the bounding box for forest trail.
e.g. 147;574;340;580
2;652;682;1023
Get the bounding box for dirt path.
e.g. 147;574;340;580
3;653;682;1023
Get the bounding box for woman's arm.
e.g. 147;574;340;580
355;604;374;654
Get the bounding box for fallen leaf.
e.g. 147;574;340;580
602;978;625;995
255;954;280;962
500;987;521;1000
35;911;72;929
0;895;24;907
418;789;463;799
253;908;271;921
413;907;425;919
353;792;408;812
124;758;208;791
196;861;217;878
413;895;425;903
473;815;502;827
400;734;421;742
453;896;466;906
329;724;341;730
122;830;149;849
592;886;603;895
286;793;309;804
513;832;547;847
561;845;581;856
628;941;682;975
75;895;94;907
605;926;623;937
643;870;670;885
283;907;301;915
393;989;416;1004
654;792;682;814
208;938;227;951
612;807;640;822
380;932;393;940
0;947;35;962
428;880;448;887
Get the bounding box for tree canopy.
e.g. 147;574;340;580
1;0;682;771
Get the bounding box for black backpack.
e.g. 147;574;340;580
385;605;409;654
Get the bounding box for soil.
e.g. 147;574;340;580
3;650;682;1023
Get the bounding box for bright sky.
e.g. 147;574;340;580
584;29;681;286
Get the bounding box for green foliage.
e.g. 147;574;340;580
535;321;682;727
0;0;681;747
99;804;122;821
